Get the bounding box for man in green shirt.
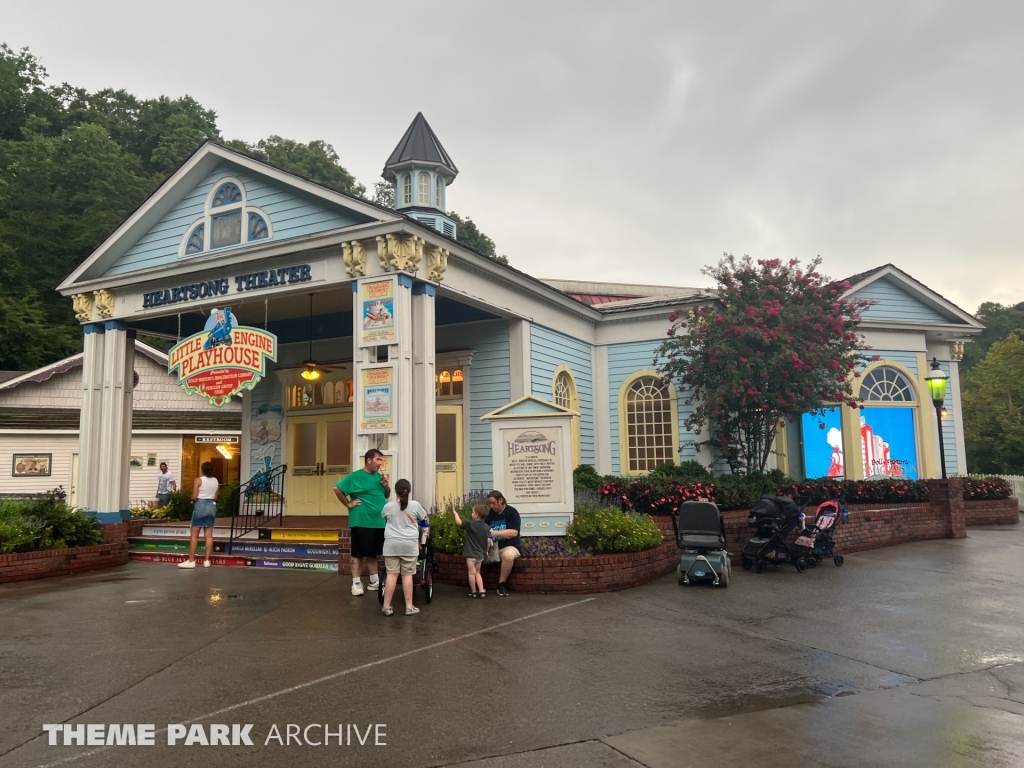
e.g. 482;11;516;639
334;448;391;596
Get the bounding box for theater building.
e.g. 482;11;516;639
55;114;983;524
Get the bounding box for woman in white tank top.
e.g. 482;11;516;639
179;462;220;569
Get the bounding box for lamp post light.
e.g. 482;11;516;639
925;357;950;480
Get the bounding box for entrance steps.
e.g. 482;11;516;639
128;519;348;573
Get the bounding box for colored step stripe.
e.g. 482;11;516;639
128;551;338;572
263;529;340;542
226;542;339;558
140;526;257;540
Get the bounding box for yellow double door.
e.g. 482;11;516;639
288;406;464;515
289;413;353;516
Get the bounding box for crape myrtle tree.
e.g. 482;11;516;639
657;254;872;475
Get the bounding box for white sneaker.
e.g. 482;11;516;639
178;560;196;569
203;559;211;568
351;582;364;596
368;579;379;591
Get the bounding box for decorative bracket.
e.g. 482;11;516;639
426;246;449;282
377;234;424;273
72;293;94;323
950;341;965;362
342;240;367;277
94;289;115;319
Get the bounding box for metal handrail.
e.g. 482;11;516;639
228;464;287;554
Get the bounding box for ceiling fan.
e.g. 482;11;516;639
301;293;334;380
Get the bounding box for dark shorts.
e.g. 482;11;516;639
350;526;385;559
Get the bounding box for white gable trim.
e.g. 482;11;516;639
0;341;168;392
844;265;983;329
59;143;400;290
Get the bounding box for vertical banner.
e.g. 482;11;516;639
358;276;396;347
358;365;395;433
800;409;845;479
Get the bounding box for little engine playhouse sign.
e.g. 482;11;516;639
168;308;277;407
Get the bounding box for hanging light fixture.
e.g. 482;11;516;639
301;293;331;380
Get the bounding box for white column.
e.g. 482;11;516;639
412;283;437;511
393;275;414;486
593;345;612;475
508;319;532;400
95;322;132;522
118;333;136;517
78;323;106;514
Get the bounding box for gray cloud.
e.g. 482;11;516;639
5;1;1023;311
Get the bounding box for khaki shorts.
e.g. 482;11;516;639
385;556;417;575
500;546;521;561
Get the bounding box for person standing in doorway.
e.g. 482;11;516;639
178;462;219;569
485;490;522;596
334;449;390;595
156;462;177;507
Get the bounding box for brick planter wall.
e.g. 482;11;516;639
0;523;129;584
433;542;680;594
963;498;1020;526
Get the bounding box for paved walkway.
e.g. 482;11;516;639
1;524;1022;768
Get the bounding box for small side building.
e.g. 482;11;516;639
0;341;241;506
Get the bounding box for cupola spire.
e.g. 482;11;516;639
383;113;458;238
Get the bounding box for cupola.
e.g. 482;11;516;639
383;113;458;239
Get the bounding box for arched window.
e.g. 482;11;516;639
402;174;413;206
553;367;580;467
618;373;679;475
418;173;430;205
435;176;443;210
861;367;916;401
179;177;272;258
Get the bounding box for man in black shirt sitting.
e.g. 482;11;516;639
484;490;521;596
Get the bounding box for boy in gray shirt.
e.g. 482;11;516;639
453;504;492;598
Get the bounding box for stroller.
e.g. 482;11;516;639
740;495;805;573
378;522;436;604
671;500;731;587
792;499;846;567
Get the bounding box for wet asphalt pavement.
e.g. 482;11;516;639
1;524;1023;768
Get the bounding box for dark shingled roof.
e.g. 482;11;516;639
384;113;458;173
0;408;242;432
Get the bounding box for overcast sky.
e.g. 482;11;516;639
4;1;1023;312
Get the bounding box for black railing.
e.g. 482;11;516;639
228;464;287;554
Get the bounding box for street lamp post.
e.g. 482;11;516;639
925;357;950;480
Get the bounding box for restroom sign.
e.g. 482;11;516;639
168;308;277;407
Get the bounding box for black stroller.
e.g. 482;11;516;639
792;499;846;567
671;500;730;587
740;495;805;573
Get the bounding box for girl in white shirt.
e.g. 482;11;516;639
380;478;427;616
179;461;219;569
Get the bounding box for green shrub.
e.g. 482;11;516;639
962;477;1012;500
565;506;663;553
650;460;714;482
429;509;467;555
163;490;195;521
573;464;603;491
0;491;103;553
217;481;240;517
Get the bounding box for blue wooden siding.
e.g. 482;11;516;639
858;350;919;378
105;164;373;277
939;361;958;476
606;341;695;475
436;320;511;492
530;325;595;468
850;277;949;324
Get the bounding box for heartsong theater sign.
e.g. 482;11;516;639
168;308;277;407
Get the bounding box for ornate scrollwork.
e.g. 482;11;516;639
950;341;965;362
426;246;449;282
376;235;397;272
72;293;94;323
342;240;367;277
94;289;116;319
386;234;424;273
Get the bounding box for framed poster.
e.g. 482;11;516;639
860;407;918;479
13;454;52;477
358;365;395;433
800;408;845;479
500;427;564;505
358;277;396;347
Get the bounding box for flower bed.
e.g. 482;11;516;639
0;523;129;584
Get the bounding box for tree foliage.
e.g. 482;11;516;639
963;333;1024;474
960;301;1024;371
657;255;870;474
448;211;509;264
0;44;364;370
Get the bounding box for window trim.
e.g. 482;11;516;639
616;369;680;476
178;176;273;258
435;175;443;210
552;364;581;468
418;172;430;206
402;174;413;206
854;360;923;480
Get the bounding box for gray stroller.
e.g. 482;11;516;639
671;500;731;588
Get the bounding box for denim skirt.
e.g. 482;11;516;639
191;499;217;529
